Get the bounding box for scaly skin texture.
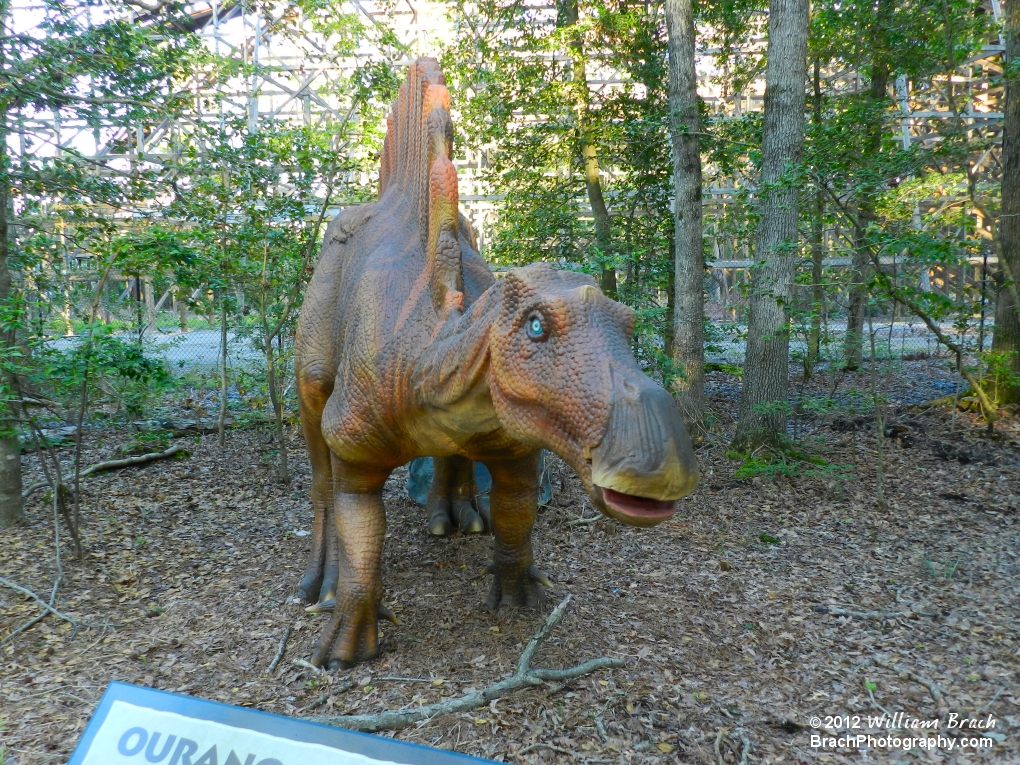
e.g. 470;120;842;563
295;58;700;668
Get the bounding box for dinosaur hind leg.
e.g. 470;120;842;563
427;456;485;536
482;452;551;611
296;378;339;611
312;459;390;669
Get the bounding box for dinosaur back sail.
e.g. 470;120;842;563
379;57;463;314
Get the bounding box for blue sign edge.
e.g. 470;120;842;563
66;681;496;765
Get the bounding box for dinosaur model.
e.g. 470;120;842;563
294;58;700;669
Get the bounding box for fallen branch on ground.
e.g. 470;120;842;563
22;444;188;499
814;606;904;621
864;678;895;720
292;658;324;674
907;392;973;412
736;732;751;765
308;594;624;732
871;657;948;714
265;627;292;674
518;743;573;757
0;576;88;647
714;727;727;765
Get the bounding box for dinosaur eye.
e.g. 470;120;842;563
526;315;547;340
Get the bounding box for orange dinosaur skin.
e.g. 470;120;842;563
294;58;699;668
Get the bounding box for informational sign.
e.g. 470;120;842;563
68;682;496;765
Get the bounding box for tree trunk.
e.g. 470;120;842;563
806;60;824;379
217;300;228;447
844;1;892;370
0;0;24;526
0;218;22;524
665;0;704;429
265;333;289;482
993;0;1020;402
664;235;675;359
732;0;810;449
143;277;156;336
807;190;824;379
558;0;616;298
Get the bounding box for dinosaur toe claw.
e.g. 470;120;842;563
428;514;453;536
378;604;400;626
529;564;553;588
305;597;336;614
454;500;484;534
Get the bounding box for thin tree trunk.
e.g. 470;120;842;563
806;60;824;379
0;223;22;526
558;0;616;298
665;0;704;430
664;235;675;359
265;333;289;482
866;302;886;509
0;0;24;526
143;277;156;336
732;0;810;449
994;0;1020;403
217;300;228;447
844;0;892;370
260;247;289;482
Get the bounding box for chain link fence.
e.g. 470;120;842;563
22;259;996;425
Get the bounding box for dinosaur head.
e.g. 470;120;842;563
488;263;699;527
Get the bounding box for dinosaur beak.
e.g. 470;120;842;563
586;370;699;527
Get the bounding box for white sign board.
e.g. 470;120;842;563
68;682;495;765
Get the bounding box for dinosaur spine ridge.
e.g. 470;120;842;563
378;58;462;314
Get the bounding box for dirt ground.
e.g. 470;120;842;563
1;361;1018;764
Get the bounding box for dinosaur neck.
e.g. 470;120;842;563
410;281;503;432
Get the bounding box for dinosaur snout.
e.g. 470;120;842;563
588;373;699;527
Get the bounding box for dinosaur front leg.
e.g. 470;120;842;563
297;395;336;608
427;455;485;536
483;452;549;610
311;460;390;669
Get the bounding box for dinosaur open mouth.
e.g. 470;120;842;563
599;487;677;521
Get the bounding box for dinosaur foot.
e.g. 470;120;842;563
428;499;487;537
484;563;552;611
297;568;322;606
311;600;398;670
300;564;340;613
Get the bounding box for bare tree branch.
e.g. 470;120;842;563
21;443;188;499
308;595;624;732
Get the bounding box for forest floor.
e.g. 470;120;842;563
1;360;1018;765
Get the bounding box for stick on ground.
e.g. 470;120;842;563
518;743;572;757
21;444;188;499
309;594;624;732
0;575;88;647
815;606;904;621
871;656;948;713
265;626;292;674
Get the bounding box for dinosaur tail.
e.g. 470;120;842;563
379;57;463;315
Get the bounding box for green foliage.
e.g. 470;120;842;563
981;351;1020;405
923;554;961;581
1;0;401;431
36;330;172;418
442;0;678;379
727;442;850;482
